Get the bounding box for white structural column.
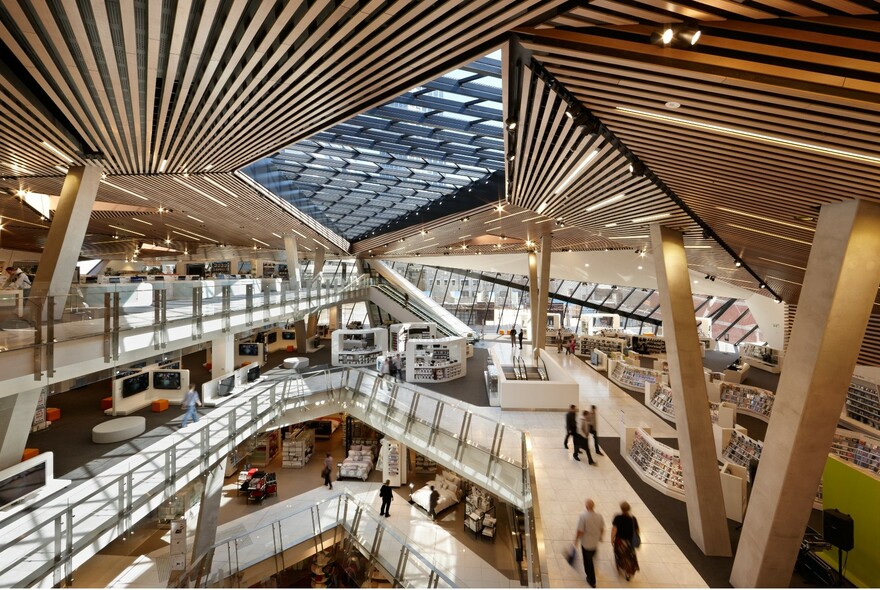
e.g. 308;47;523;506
190;462;226;577
0;387;42;470
651;224;732;557
730;199;880;587
536;235;552;351
284;235;302;290
31;165;102;319
210;335;235;381
308;246;326;337
527;251;538;347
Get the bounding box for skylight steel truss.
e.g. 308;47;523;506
242;55;503;240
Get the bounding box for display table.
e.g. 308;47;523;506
0;289;23;316
283;357;309;370
406;336;467;382
92;417;146;443
723;362;751;384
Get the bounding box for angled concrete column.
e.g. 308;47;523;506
0;387;42;470
190;462;226;578
294;319;308;354
651;224;732;557
536;235;552;351
730;199;880;587
210;335;235;380
527;251;538;348
308;246;326;337
31;165;102;319
284;235;302;290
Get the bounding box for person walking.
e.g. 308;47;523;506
557;329;564;353
589;405;604;456
379;479;393;517
568;337;577;356
564;404;578;449
428;485;440;520
380;356;393;389
394;353;403;382
575;410;596;464
510;327;517;350
518;328;524;350
180;384;202;427
322;453;334;490
611;501;640;581
575;499;604;588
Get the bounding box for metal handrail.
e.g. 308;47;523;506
0;363;540;588
174;490;461;588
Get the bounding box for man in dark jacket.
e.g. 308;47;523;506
428;485;440;520
379;479;393;517
564;404;578;449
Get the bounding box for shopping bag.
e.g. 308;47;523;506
632;531;641;549
564;544;577;566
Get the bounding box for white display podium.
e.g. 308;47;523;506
389;322;437;353
331;328;388;367
405;336;466;382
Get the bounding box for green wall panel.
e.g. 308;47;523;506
819;455;880;588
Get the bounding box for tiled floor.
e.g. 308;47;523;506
72;337;706;588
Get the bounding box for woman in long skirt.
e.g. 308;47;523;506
611;501;640;580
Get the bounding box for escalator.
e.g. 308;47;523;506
366;260;476;342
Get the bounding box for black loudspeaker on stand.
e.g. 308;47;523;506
823;508;854;586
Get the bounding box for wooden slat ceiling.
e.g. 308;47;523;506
513;8;880;306
0;172;347;258
0;0;567;176
0;0;878;313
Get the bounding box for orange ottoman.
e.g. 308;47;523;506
151;399;169;412
46;407;61;422
21;448;39;461
286;345;294;353
101;397;113;410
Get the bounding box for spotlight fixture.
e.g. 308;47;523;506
775;297;783;304
734;260;742;268
507;153;516;162
629;159;647;177
661;26;674;44
679;27;702;45
704;274;710;279
759;283;766;289
505;118;518;131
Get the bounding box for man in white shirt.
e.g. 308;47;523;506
575;498;604;588
4;267;31;292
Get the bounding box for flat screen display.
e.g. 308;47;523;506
265;332;277;344
108;277;120;284
130;276;145;283
218;375;236;397
115;369;139;380
177;276;187;280
153;371;182;390
282;331;295;340
159;361;180;369
0;463;46;506
122;372;149;397
247;366;260;382
152;275;164;281
239;343;259;356
595;316;614;328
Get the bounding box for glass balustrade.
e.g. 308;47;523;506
179;491;462;588
0;364;539;588
0;275;373;384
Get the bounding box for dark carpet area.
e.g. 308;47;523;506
703;350;780;392
413;346;490;407
602;436;823;588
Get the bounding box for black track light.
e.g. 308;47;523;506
505;118;518;131
629;159;647;177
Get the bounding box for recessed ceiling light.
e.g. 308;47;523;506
586;193;626;213
604;223;618;228
637;265;643;270
584;263;589;267
727;223;812;245
664;102;681;109
631;212;671;224
794;215;815;222
619;107;880;165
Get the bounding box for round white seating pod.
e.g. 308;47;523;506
283;357;309;370
92;416;147;444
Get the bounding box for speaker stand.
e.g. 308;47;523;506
837;547;844;588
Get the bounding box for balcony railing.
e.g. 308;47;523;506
0;365;542;588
